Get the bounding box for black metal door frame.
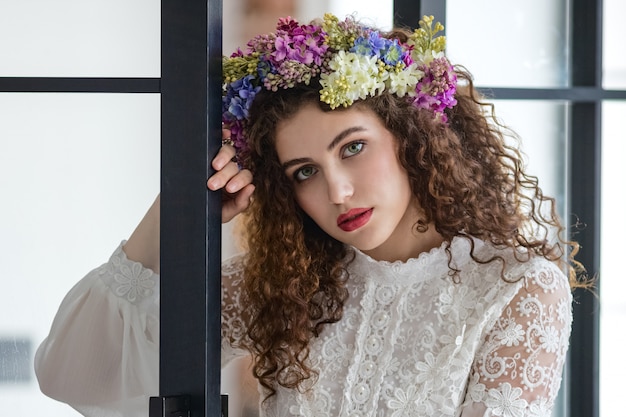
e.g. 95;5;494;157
155;0;223;416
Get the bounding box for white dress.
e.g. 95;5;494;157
36;237;572;417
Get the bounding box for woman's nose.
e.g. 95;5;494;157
326;172;354;204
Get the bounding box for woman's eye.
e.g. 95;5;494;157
343;142;364;157
294;166;317;182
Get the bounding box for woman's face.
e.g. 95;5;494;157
274;103;424;262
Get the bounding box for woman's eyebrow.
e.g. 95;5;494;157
326;126;366;151
282;157;313;171
281;126;367;171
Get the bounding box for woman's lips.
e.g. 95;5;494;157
337;208;373;232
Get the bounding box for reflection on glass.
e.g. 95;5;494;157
603;0;626;89
0;0;159;77
446;0;568;88
0;339;31;384
600;101;626;416
0;93;160;416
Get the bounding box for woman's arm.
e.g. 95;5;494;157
35;138;254;416
34;242;160;416
459;260;572;417
123;135;255;272
124;194;161;273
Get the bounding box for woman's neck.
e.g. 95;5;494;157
362;223;445;263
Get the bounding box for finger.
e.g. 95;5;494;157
212;145;237;171
223;169;253;194
222;184;255;223
207;161;240;191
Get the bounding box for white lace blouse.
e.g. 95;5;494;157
35;237;572;417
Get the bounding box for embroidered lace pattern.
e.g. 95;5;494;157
220;238;572;417
99;242;158;306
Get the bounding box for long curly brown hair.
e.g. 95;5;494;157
232;29;586;399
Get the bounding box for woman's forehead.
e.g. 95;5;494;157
276;105;377;145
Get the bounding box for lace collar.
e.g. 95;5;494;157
347;237;475;286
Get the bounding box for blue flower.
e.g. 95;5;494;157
351;32;386;57
351;36;374;56
381;39;404;66
224;75;261;120
366;31;386;56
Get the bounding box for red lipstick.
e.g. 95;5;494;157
337;208;373;232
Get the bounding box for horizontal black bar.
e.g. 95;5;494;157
0;77;160;93
478;86;626;101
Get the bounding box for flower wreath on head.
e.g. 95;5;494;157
222;14;457;168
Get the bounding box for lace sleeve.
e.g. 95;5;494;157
460;261;573;417
221;253;251;367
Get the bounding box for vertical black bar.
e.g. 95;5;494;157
393;0;446;29
568;1;602;417
160;1;223;417
207;2;224;416
568;103;601;417
571;0;603;87
393;0;423;28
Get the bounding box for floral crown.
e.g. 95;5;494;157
222;14;457;167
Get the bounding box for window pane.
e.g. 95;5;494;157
0;93;160;415
0;0;160;77
446;0;569;88
600;101;626;416
488;100;567;206
603;0;626;88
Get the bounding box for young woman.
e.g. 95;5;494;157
36;14;585;417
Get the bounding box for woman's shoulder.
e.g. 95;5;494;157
467;238;571;294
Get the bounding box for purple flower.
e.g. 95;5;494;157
272;35;292;62
271;23;328;66
276;16;299;32
412;58;457;121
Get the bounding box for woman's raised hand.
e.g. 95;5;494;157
207;130;255;223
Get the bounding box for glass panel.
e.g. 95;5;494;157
603;0;626;88
0;0;160;77
600;101;626;416
0;93;160;415
446;0;569;88
488;100;567;207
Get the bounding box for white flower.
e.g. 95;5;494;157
415;352;445;389
387;385;421;417
438;286;476;320
113;263;155;303
539;325;560;353
465;373;486;403
485;383;528;417
498;321;525;347
320;52;386;107
556;298;570;323
388;64;421;96
527;397;551;417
